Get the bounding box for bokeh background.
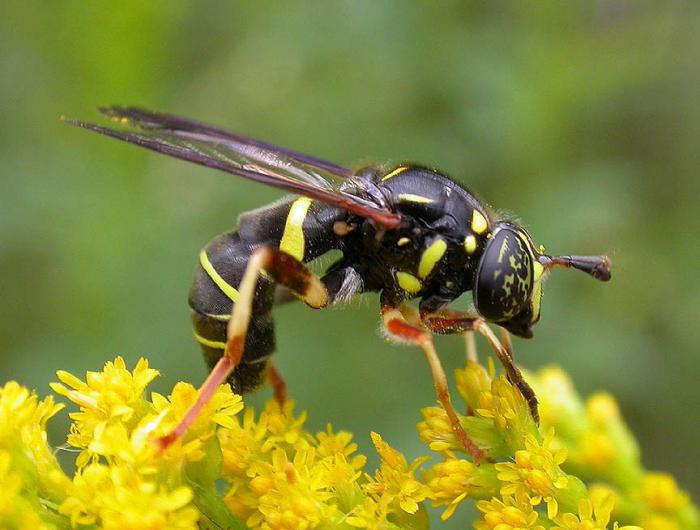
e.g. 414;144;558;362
1;1;698;525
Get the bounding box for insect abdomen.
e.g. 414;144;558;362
188;197;345;392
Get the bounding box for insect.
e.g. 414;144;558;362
66;107;611;461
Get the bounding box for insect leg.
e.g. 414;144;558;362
158;246;328;450
420;310;540;425
465;331;478;363
381;304;486;463
266;362;287;406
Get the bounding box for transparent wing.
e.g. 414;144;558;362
65;107;402;229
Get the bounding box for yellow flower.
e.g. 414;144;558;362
151;381;243;462
552;492;640;530
220;406;269;478
50;357;158;466
417;406;463;453
60;462;198;529
245;447;336;530
364;432;430;515
496;430;569;518
315;424;366;470
346;497;395;530
0;449;54;530
476;376;537;447
0;381;70;504
455;360;493;410
260;399;311;450
426;457;479;520
639;514;679;530
219;399;311;480
586;393;620;427
474;493;545;530
314;426;366;511
579;432;617;472
0;381;62;431
637;472;690;513
531;367;584;427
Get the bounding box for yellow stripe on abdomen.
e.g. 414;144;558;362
193;331;226;350
279;197;312;261
199;249;239;302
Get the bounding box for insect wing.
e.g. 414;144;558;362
65;111;402;229
99;106;353;186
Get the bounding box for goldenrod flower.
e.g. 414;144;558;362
220;406;270;478
364;432;430;515
552;493;640;530
259;399;311;451
315;424;366;470
474;493;545;530
59;463;198;529
455;360;493;410
579;431;617;472
246;447;336;530
152;381;242;463
586;393;620;427
50;357;158;467
476;376;538;449
0;355;696;529
496;430;569;518
0;449;54;530
530;367;584;429
639;514;679;530
0;381;70;514
426;456;499;520
345;497;394;530
417;406;462;453
638;472;690;513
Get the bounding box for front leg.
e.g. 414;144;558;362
380;299;486;463
420;308;540;425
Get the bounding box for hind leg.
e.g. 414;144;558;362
157;246;328;450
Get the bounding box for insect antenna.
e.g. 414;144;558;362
539;254;612;282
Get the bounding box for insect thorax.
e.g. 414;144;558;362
346;166;493;300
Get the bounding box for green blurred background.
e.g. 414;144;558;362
1;0;698;523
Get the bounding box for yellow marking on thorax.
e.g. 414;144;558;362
397;237;410;247
381;166;409;181
399;193;433;204
471;210;488;234
464;234;477;254
200;250;239;302
418;239;447;279
193;331;226;350
530;283;543;323
205;313;231;321
396;271;422;294
279;197;313;261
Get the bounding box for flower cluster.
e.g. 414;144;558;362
418;360;699;529
218;398;430;530
0;354;697;529
3;357;430;529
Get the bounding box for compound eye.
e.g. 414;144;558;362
474;226;535;322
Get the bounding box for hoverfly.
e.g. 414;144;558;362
66;107;611;461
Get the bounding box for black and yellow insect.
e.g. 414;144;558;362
67;107;611;460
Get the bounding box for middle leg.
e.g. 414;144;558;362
421;309;540;425
381;303;486;463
